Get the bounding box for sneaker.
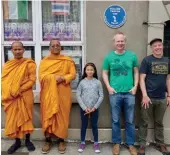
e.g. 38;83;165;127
78;143;85;153
138;145;145;155
112;144;120;155
155;145;170;155
42;141;52;154
58;142;66;154
94;143;100;153
129;145;137;155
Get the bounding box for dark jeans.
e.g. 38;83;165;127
138;98;167;146
109;92;136;145
80;108;99;143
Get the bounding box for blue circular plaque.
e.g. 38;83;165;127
104;5;126;28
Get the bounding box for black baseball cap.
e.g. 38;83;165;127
149;38;162;46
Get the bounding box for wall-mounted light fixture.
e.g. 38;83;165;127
143;21;166;26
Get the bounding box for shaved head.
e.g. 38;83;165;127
11;41;24;49
49;39;61;54
11;41;24;59
49;39;60;46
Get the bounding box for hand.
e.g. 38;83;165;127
142;95;152;109
90;107;96;113
129;86;137;95
84;108;91;115
11;89;22;98
56;76;65;83
60;76;65;82
107;86;117;95
167;96;170;106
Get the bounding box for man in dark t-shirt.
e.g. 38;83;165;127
138;38;170;155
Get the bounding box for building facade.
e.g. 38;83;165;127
1;0;170;144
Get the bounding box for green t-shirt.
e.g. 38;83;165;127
102;50;139;92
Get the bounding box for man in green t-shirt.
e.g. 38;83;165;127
102;32;139;155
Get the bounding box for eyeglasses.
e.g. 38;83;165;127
51;44;61;48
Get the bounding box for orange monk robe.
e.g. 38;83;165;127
2;58;36;139
39;53;76;139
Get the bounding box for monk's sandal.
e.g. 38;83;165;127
58;142;66;154
42;141;52;154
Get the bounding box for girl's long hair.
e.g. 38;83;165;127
80;62;98;81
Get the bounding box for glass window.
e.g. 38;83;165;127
3;1;33;41
42;1;81;41
164;20;170;58
4;46;35;62
41;46;82;90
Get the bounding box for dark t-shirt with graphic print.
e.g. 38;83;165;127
140;55;170;99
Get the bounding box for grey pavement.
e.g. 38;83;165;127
1;139;169;155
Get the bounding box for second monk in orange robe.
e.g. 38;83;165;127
39;39;76;154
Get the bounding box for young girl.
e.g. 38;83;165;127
76;62;104;153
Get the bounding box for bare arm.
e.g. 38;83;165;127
129;67;139;94
140;73;152;108
102;70;116;94
166;74;170;106
134;67;139;87
166;75;170;96
102;70;110;90
140;74;147;97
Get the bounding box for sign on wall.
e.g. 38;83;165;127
104;5;126;29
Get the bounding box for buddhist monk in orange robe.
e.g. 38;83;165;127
1;41;36;154
39;39;76;154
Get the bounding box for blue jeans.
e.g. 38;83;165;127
109;92;135;145
80;108;99;143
